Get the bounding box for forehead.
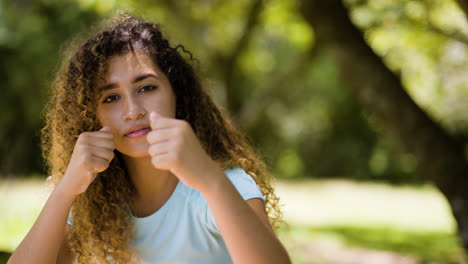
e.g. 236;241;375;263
100;51;159;84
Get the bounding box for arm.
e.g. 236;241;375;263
8;186;76;264
146;112;291;263
200;166;291;264
9;126;115;264
56;225;77;264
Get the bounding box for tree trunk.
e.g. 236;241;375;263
299;0;468;251
456;0;468;21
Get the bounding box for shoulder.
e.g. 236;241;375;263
223;166;265;203
224;166;254;182
201;166;265;233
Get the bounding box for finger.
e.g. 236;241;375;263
88;137;116;151
100;125;112;132
89;131;114;139
149;113;173;130
91;156;112;173
88;146;115;162
150;112;160;121
91;126;113;138
146;127;176;144
150;153;172;170
149;112;160;130
148;141;172;156
88;171;98;181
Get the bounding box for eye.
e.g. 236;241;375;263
102;94;120;103
139;85;158;93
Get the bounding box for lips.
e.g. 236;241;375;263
126;128;150;138
124;125;151;138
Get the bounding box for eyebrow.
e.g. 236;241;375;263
98;73;158;92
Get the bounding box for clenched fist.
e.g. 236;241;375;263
146;112;222;193
58;126;115;198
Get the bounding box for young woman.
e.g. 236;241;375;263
8;13;291;264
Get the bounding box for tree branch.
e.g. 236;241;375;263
219;0;264;115
455;0;468;21
299;0;468;250
391;13;468;45
239;45;319;130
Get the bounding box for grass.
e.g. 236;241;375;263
274;179;465;263
274;178;456;232
0;176;465;263
0;176;51;253
277;225;465;263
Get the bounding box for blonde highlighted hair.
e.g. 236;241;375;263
41;12;283;263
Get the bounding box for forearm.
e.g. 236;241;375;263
8;185;75;264
201;168;291;264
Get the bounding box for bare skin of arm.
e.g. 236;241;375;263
56;225;77;264
200;166;292;264
147;113;291;264
7;186;76;264
8;127;114;264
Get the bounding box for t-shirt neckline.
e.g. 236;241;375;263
128;179;182;223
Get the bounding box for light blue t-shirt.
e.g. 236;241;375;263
67;167;265;264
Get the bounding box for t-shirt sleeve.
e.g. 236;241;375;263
204;167;265;233
67;208;73;226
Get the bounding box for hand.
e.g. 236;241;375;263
58;126;115;198
146;112;221;191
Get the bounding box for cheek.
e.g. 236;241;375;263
96;109;118;131
163;91;177;117
97;106;115;123
97;114;108;128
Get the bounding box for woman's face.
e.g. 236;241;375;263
95;51;176;158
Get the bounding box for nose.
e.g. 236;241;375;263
123;96;146;121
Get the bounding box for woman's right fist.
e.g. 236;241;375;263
59;126;116;197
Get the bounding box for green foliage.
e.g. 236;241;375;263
0;252;11;264
349;0;468;134
2;0;468;183
0;0;101;174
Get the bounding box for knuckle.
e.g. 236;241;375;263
79;132;90;139
180;120;190;129
76;136;85;144
75;141;84;148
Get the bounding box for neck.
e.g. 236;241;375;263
122;154;178;202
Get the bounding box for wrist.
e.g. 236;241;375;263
54;182;78;204
198;163;229;197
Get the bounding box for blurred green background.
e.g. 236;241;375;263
2;0;468;263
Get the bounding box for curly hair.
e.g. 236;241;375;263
41;12;283;263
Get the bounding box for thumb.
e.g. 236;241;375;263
150;112;161;121
99;126;112;132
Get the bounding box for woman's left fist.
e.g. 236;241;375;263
146;112;220;191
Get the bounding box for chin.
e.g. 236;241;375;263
117;145;151;159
